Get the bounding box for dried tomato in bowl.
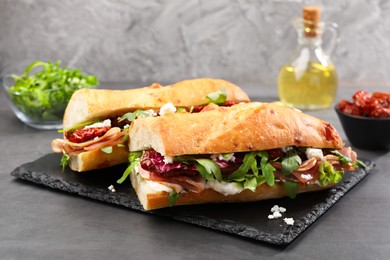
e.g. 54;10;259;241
337;90;390;118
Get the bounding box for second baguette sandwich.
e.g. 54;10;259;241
52;78;250;172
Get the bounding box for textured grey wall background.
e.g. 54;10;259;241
1;0;390;95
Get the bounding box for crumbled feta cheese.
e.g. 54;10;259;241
144;109;158;117
273;211;282;218
163;156;174;164
284;217;295;226
205;179;244;196
108;185;116;192
269;205;287;219
85;119;111;129
123;124;130;129
211;153;236;162
281;146;293;153
305;148;324;160
159;103;177;116
278;207;286;213
301;173;313;180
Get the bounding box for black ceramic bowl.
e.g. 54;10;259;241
335;107;390;150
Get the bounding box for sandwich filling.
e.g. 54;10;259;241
121;146;363;203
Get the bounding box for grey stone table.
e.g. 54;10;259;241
1;83;389;259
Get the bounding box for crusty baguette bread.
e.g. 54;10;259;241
63;78;249;172
129;102;344;156
63;78;249;129
69;146;129;172
130;170;335;210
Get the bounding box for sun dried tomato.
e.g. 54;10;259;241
338;90;390;118
337;100;361;116
223;101;237;107
352;90;371;108
66;127;111;143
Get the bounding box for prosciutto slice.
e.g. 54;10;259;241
52;127;128;156
138;166;206;193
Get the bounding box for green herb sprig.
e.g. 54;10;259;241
118;110;153;123
205;87;227;105
117;151;143;184
60;154;71;172
227;151;276;191
175;156;222;181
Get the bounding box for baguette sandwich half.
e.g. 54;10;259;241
51;78;250;172
125;102;362;210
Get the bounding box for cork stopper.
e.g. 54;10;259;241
303;6;320;37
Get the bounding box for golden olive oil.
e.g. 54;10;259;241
278;62;337;110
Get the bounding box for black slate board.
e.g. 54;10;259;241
10;153;374;245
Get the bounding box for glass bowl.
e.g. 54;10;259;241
335;106;390;150
2;75;95;130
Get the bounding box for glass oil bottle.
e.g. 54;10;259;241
278;6;339;110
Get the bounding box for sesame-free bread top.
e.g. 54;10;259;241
129;102;344;156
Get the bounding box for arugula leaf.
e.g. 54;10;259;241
177;151;275;192
206;87;227;105
118;110;152;122
262;163;276;186
60;154;71;172
128;151;143;163
224;151;276;192
116;164;133;184
330;150;366;169
58;119;102;133
117;151;143;184
284;181;298;199
250;157;259;176
257;151;269;168
330;150;350;164
282;150;302;176
176;107;187;113
7;60;98;122
356;159;367;169
195;159;222;181
221;153;234;160
100;146;113;154
175;156;222;181
227;152;257;181
319;161;343;186
244;176;258;192
169;191;180;207
256;175;266;187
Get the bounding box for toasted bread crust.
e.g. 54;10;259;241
129;102;344;156
63;78;249;129
130;170;335;210
69;146;128;172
